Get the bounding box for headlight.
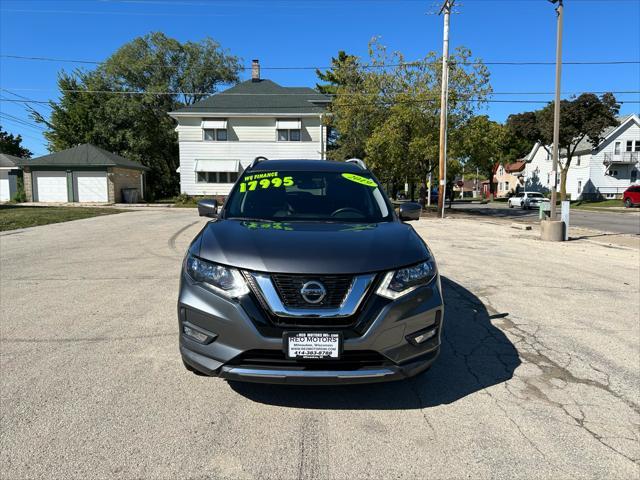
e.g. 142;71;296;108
376;260;437;299
184;253;249;298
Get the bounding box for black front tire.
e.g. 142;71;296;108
624;198;632;208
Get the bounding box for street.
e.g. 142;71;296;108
449;201;640;235
1;210;639;479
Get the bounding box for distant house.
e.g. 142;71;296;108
0;153;21;201
168;60;330;197
522;114;640;200
494;161;526;197
18;143;149;203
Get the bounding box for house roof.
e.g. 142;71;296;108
17;144;150;170
564;114;637;155
170;79;330;116
0;153;22;169
505;161;526;173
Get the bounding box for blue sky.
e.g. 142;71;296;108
1;0;639;157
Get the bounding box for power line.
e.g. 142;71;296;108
0;111;45;130
0;115;46;135
2;97;638;106
2;87;638;98
1;54;639;69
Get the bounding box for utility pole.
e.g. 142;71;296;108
437;0;453;218
549;0;563;219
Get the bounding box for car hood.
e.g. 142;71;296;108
196;219;430;274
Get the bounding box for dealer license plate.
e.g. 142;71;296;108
285;332;341;359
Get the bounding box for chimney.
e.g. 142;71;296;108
251;59;260;82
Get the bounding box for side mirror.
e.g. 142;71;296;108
197;199;218;218
398;202;421;221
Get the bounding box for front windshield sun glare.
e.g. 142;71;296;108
224;170;392;223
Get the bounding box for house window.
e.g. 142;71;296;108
626;141;633;152
635;140;640;152
631;168;638;182
614;142;621;155
196;172;238;183
577;180;582;194
277;129;301;141
546;151;552;161
576;155;581;166
505;181;510;191
203;129;227;141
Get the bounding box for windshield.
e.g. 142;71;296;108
529;193;544;198
225;170;392;223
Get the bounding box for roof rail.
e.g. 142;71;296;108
346;158;366;170
250;156;268;168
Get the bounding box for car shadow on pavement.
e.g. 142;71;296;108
229;277;521;410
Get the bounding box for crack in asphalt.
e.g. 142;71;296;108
496;314;640;465
407;378;437;438
297;413;326;480
419;279;639;467
2;332;175;344
168;220;200;253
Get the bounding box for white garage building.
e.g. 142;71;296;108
0;153;21;202
20;144;149;203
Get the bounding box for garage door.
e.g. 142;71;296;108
34;171;69;202
73;171;108;202
0;171;9;201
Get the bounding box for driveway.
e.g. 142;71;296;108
1;211;638;479
450;201;640;235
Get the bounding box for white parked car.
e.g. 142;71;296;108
508;192;546;210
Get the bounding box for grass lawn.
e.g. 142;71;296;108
571;199;627;211
0;205;128;231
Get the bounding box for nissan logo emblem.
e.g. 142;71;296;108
300;281;327;304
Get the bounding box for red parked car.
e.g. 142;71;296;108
623;185;640;208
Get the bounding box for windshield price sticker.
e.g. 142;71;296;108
341;173;378;187
239;172;293;192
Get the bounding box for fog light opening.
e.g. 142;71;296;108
183;325;211;343
408;327;437;345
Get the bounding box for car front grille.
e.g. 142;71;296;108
271;274;353;309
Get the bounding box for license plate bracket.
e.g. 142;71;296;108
284;332;342;360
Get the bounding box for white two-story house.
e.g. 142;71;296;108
522;114;640;200
169;60;330;197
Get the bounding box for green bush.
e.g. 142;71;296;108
11;176;27;203
174;193;193;205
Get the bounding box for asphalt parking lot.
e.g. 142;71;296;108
1;210;639;479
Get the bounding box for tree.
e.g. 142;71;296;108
33;32;241;199
459;115;506;198
315;51;362;152
507;93;619;199
315;51;361;96
317;40;492;190
0;126;31;158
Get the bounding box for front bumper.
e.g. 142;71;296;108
178;273;444;385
